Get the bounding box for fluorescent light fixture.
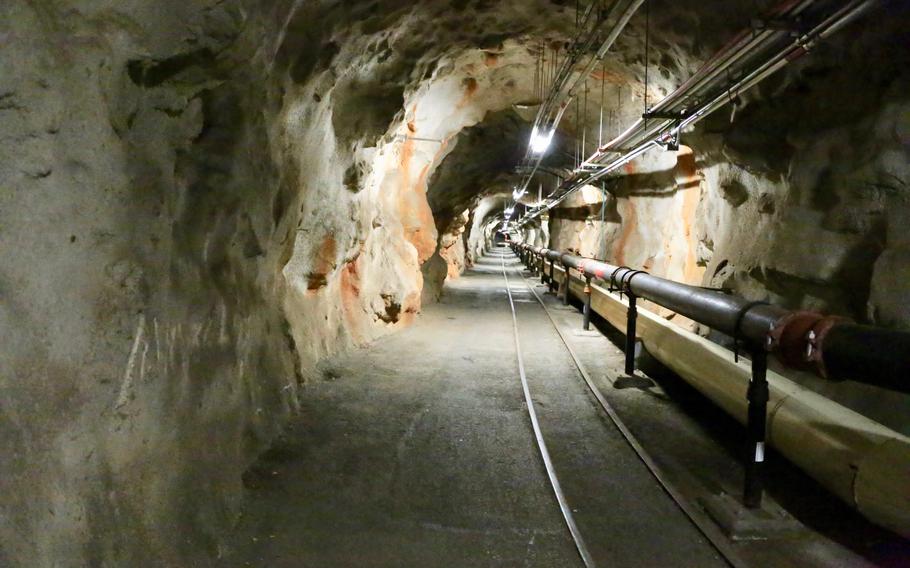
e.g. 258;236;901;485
529;126;554;154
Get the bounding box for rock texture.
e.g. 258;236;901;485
1;0;907;565
0;0;573;565
527;6;910;432
539;8;910;330
1;1;300;564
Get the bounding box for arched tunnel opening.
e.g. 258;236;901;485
2;0;909;566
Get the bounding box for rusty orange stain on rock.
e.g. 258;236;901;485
674;145;700;189
415;139;448;190
307;236;337;291
339;257;363;341
456;77;479;109
589;68;627;84
483;51;499;67
623;161;636;175
396;130;448;263
675;146;705;284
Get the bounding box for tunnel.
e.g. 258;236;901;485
1;0;909;566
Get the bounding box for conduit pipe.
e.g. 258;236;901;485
511;243;910;536
508;0;646;219
591;0;819;157
518;0;881;226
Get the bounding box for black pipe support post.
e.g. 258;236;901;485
583;277;593;330
743;348;769;509
549;260;556;293
562;264;571;305
624;292;637;375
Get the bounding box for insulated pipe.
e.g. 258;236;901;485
558;251;910;392
517;245;910;530
520;0;875;228
555;268;910;537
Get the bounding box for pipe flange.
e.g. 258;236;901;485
806;315;852;379
768;311;824;370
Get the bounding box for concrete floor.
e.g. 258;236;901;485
222;249;906;567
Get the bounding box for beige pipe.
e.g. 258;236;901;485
550;264;910;537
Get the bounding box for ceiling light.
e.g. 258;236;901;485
529;127;554;155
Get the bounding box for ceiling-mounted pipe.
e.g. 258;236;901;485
519;0;881;227
509;0;647;216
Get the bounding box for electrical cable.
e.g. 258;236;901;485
643;0;650;127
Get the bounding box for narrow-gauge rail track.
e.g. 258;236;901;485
498;246;744;568
499;249;597;568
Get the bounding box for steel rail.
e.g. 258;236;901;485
515;255;745;568
498;250;596;568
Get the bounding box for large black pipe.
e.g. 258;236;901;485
558;252;788;342
521;246;910;393
822;324;910;390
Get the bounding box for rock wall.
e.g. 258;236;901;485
0;0;577;565
544;10;910;329
538;9;910;432
2;0;907;564
0;1;299;564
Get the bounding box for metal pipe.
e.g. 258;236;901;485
554;263;910;536
518;0;876;228
557;250;910;390
561;253;785;342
